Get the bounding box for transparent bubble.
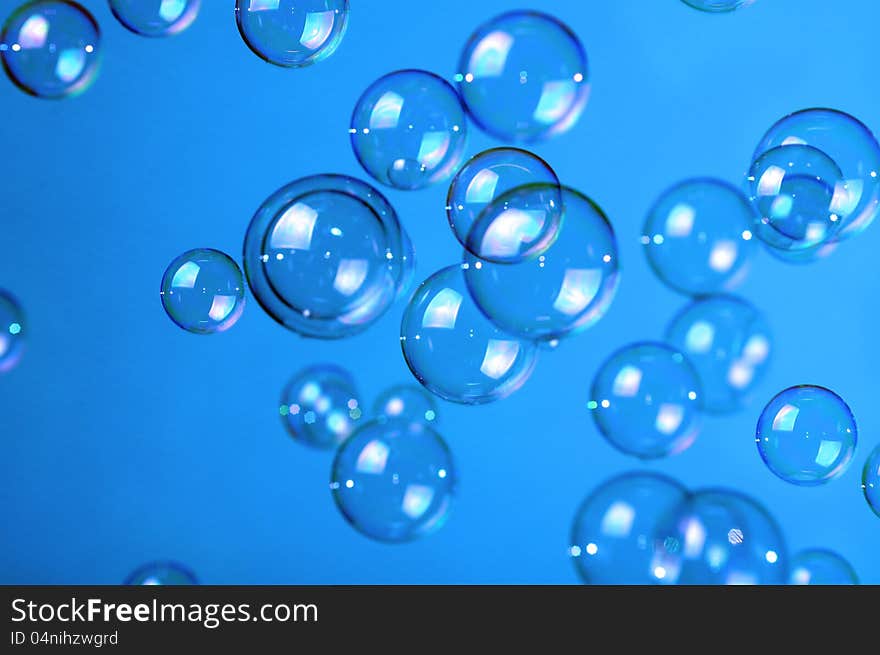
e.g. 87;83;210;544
330;419;455;542
590;342;702;459
756;385;857;486
753;108;880;241
666;295;771;413
160;248;245;334
651;489;788;585
124;561;197;585
643;178;757;296
464;186;619;344
234;0;348;68
569;472;688;585
281;364;361;450
109;0;199;37
861;444;880;518
681;0;755;12
1;0;100;99
446;148;562;263
400;265;537;405
350;69;467;190
243;174;412;339
373;384;438;426
457;10;589;142
0;291;25;374
789;549;858;585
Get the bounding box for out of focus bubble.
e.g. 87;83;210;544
235;0;349;68
789;549;858;585
643;178;756;296
281;364;361;450
862;444;880;518
756;385;856;486
590;342;702;459
350;69;467;190
652;489;788;585
0;291;25;373
457;10;589;142
570;472;688;584
752;108;880;241
373;384;438;426
400;265;537;404
447;148;562;263
243;174;412;339
330;419;455;542
160;249;245;334
464;186;619;344
1;0;100;98
110;0;200;37
666;295;771;413
125;562;197;585
681;0;755;12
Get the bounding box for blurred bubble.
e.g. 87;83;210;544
570;472;688;584
243;174;412;339
753;108;880;241
350;69;467;190
0;291;25;373
281;364;361;450
643;178;757;296
666;295;771;413
789;549;858;585
160;248;245;334
457;10;589;142
862;444;880;518
110;0;199;37
447;148;562;263
590;342;701;459
400;265;537;404
652;489;788;585
1;0;100;98
681;0;755;11
756;385;856;486
330;419;455;542
464;186;619;344
373;384;438;426
235;0;348;68
125;562;197;585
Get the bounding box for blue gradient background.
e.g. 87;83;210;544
1;0;878;584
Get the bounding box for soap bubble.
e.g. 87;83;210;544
0;291;25;373
1;0;100;99
125;562;197;585
457;10;589;142
681;0;756;12
756;385;857;486
350;69;467;190
281;364;362;450
861;444;880;518
330;419;455;542
666;295;771;413
400;265;537;404
570;472;688;584
789;549;858;585
109;0;199;37
235;0;349;68
373;384;438;426
160;248;245;334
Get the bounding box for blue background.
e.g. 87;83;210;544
1;0;878;584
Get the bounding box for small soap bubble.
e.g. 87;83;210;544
281;364;362;450
125;561;198;585
681;0;755;11
0;291;25;373
861;444;880;518
110;0;200;37
789;549;858;585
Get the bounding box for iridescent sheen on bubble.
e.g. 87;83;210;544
330;419;455;542
756;385;856;486
666;295;771;413
789;549;858;585
125;561;198;585
447;148;562;263
570;472;688;585
109;0;200;37
400;265;537;405
753;108;880;241
643;178;756;296
681;0;755;12
243;174;412;339
1;0;100;99
457;11;589;142
861;444;880;518
160;249;245;334
464;186;619;344
590;342;701;459
281;364;361;450
0;291;25;373
373;384;438;426
235;0;348;68
350;70;467;190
